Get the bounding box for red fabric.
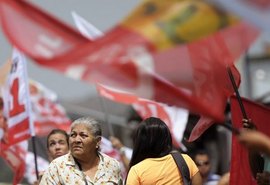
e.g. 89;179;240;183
97;85;186;148
230;96;270;185
29;81;71;136
0;0;258;122
0;142;27;185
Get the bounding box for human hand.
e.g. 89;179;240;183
242;118;256;130
109;136;124;150
256;171;270;185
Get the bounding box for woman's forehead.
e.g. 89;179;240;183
49;133;67;140
71;123;91;132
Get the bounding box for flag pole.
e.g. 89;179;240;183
31;136;39;180
96;86;115;136
227;67;248;119
20;49;39;180
98;96;115;136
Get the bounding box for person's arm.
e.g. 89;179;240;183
238;130;270;157
110;136;131;170
241;119;264;177
217;172;230;185
191;171;202;185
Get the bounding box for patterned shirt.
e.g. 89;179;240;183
40;152;122;185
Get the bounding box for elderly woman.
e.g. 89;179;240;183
126;117;202;185
40;117;122;185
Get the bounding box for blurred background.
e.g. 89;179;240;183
0;0;270;184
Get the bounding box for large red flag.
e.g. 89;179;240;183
0;141;28;185
0;0;258;122
97;84;188;148
230;96;270;185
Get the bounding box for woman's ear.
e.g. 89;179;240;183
96;136;102;149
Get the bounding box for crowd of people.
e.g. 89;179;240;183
32;116;270;184
2;95;270;185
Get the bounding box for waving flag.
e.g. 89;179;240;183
230;96;270;185
0;0;258;122
97;84;188;148
29;80;71;136
1;48;33;148
72;12;189;148
0;140;28;185
71;11;103;40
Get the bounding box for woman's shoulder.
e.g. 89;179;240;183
99;152;120;165
49;153;72;166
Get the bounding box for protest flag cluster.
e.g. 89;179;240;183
0;0;267;184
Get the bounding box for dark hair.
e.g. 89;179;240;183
193;149;210;159
129;117;173;167
47;129;69;149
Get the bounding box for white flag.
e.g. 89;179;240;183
2;48;34;146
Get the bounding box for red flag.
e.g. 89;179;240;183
0;0;258;122
230;96;270;185
0;141;28;185
29;80;71;136
97;85;188;148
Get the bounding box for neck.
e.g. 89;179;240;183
75;153;100;170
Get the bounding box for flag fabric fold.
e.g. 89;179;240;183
230;95;270;185
0;0;258;123
97;84;188;148
29;80;71;136
0;141;28;185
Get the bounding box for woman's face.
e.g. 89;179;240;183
47;133;69;161
69;124;99;159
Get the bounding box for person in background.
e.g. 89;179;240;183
110;136;132;170
40;116;122;184
46;129;69;162
126;117;202;185
240;118;269;185
193;150;220;185
33;129;70;185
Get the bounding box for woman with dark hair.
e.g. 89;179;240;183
126;117;202;185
